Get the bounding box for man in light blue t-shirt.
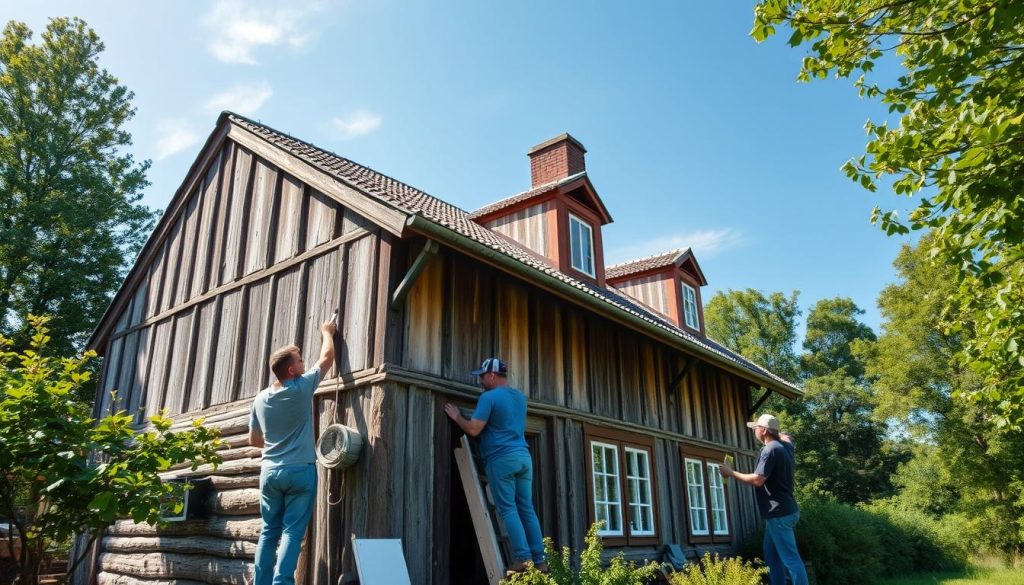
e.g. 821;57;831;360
444;357;548;574
249;318;336;585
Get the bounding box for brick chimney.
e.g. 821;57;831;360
528;133;586;187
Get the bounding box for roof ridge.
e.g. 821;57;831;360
469;170;588;219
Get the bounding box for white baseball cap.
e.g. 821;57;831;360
746;413;780;431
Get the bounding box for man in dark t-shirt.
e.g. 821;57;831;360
720;413;808;585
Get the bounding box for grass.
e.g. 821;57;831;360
880;566;1024;585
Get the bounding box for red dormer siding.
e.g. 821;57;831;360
607;249;708;336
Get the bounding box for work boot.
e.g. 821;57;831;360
536;562;550;574
505;560;530;574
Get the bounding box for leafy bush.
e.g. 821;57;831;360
737;495;973;585
668;553;766;585
502;522;661;585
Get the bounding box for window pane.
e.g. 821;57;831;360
626;447;655;536
708;463;729;535
591;441;622;536
569;214;595;276
685;459;709;535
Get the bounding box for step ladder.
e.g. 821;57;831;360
453;433;513;585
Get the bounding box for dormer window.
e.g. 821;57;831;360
682;283;699;330
569;213;595;277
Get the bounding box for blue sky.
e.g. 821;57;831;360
4;0;917;337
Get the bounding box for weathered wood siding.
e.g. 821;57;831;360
612;272;678;324
400;246;761;559
482;200;556;264
96;138;388;421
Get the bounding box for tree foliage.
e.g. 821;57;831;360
0;18;153;355
752;0;1024;426
704;289;802;382
801;297;876;381
856;236;1024;557
0;316;222;584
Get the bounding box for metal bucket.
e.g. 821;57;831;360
316;423;364;469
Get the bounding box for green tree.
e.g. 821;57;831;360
856;236;1024;557
801;297;876;381
704;289;801;382
0;18;154;356
0;316;222;584
752;0;1024;427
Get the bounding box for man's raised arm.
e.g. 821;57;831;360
314;318;337;374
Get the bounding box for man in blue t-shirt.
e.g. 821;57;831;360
249;318;336;585
720;413;808;585
444;357;548;574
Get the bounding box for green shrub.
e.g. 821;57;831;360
502;522;661;585
862;499;972;572
668;552;767;585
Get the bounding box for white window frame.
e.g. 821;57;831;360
568;213;596;277
625;447;655;537
682;283;700;329
707;463;730;536
591;440;623;537
684;458;710;536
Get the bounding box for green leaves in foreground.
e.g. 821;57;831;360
752;0;1024;428
0;315;222;582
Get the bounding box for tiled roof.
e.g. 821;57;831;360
606;249;690;280
227;113;800;395
468;172;587;219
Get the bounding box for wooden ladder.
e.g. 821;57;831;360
453;434;512;585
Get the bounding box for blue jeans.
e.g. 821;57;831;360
764;511;808;585
486;451;545;565
256;463;317;585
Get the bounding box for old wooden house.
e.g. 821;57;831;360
82;113;799;585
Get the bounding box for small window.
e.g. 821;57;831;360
625;447;655;536
569;213;595;277
681;447;732;543
585;426;659;545
591;441;623;536
682;283;699;329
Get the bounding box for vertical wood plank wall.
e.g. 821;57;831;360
97;138;384;422
482;200;555;263
402;247;761;560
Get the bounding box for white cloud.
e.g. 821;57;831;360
201;0;328;64
331;110;382;139
205;82;273;116
154;120;200;161
609;228;746;264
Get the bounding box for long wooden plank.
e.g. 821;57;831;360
275;175;304;263
191;155;223;299
454;445;506;585
245;159;278;276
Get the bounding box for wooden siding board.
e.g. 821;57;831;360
302;249;343;379
143;320;173;418
305;189;338;250
99;337;124;417
207;142;235;292
164;311;195;415
341;229;377;373
160;216;185;314
497;282;531;397
127;328;151;424
270;267;303;354
116;331;141;414
274;175;304;263
404;246;443;375
565;311;590;411
447;255;492;383
221;146;254;285
191;156;223;299
187;300;220;412
244;159;278;276
145;240;167;320
238;279;272;398
211;289;243;405
403;386;434;580
534;299;564;406
175;193;202;306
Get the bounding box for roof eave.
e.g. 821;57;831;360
405;214;801;399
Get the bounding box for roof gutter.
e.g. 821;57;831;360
404;214;801;399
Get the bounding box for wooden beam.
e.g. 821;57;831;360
748;388;774;418
389;239;438;310
227;123;408;236
666;355;695;394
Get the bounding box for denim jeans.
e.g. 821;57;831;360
256;463;317;585
764;511;808;585
486;451;545;565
